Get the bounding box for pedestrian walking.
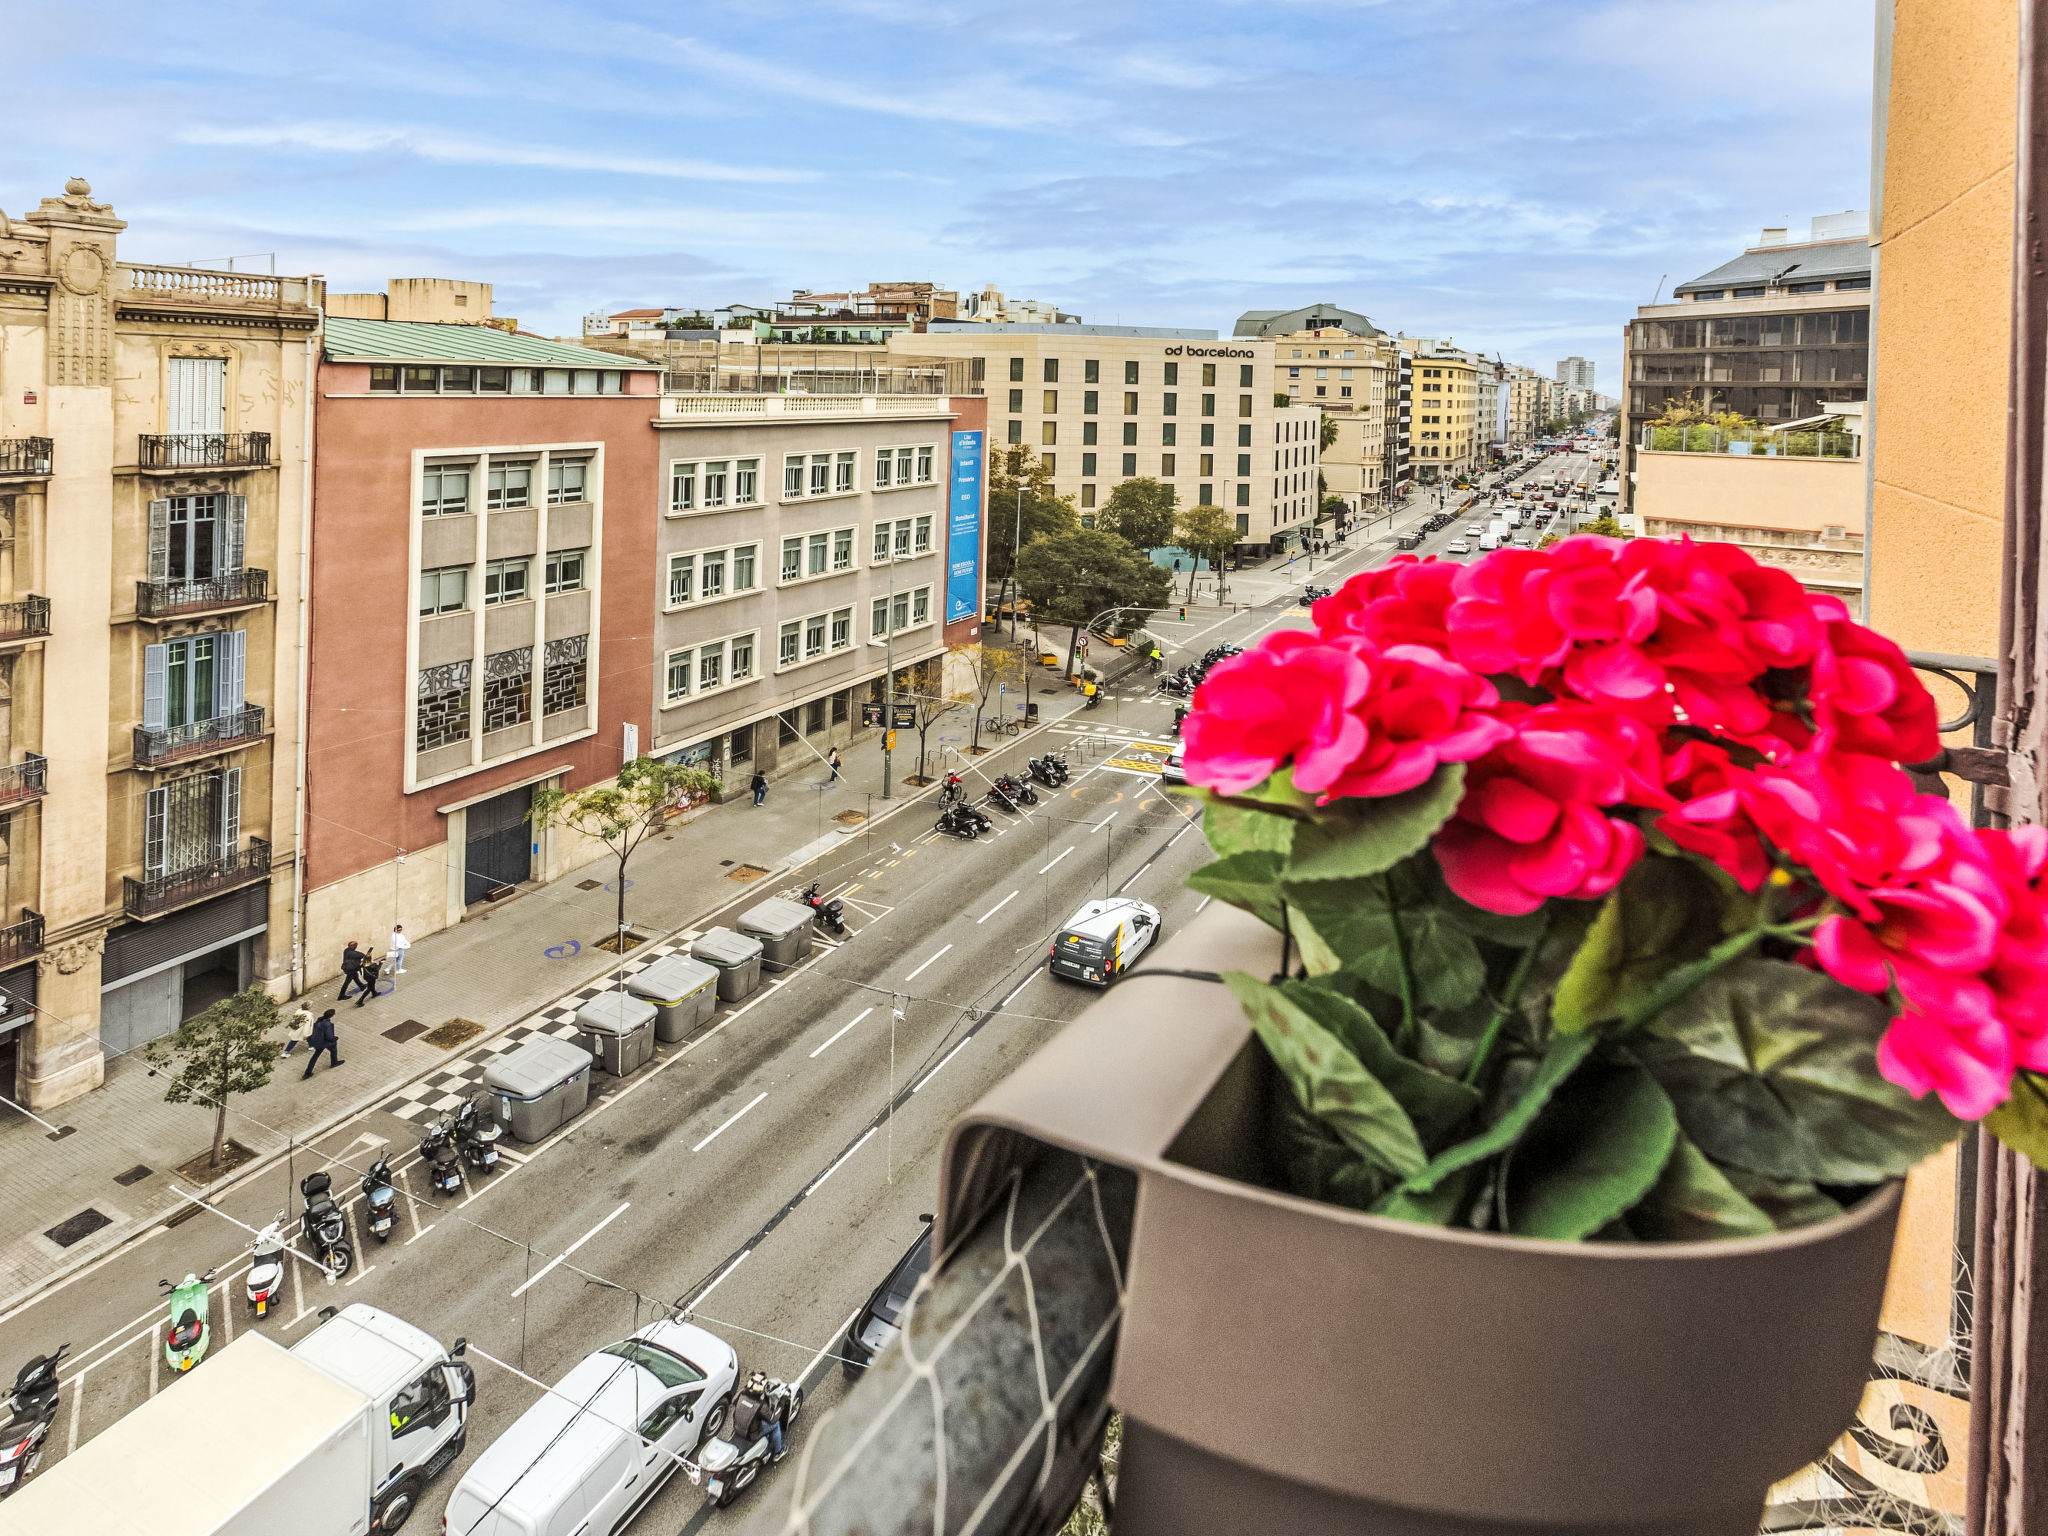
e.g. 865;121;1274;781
280;1005;312;1059
301;1009;343;1077
336;941;366;1002
751;770;769;806
828;748;842;783
387;924;410;975
354;952;384;1008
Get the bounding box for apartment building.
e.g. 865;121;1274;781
1556;356;1596;391
0;178;315;1107
328;278;501;328
1475;363;1502;463
1263;327;1396;520
903;324;1320;554
649;389;985;778
302;320;663;984
1402;341;1480;480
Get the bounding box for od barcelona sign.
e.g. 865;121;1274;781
947;429;983;625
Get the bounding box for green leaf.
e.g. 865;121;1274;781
1186;851;1287;930
1282;877;1486;1009
1223;971;1427;1179
1625;1132;1776;1241
1393;1030;1600;1196
1283;763;1466;883
1228;766;1318;813
1372;1166;1477;1227
1550;855;1722;1034
1202;798;1296;861
1985;1070;2048;1172
1633;957;1964;1184
1502;1061;1680;1239
1273;1096;1388;1211
1719;1167;1845;1229
1280;980;1483;1148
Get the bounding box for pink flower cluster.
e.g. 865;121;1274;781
1183;535;2044;1119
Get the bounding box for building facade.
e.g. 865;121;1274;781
0;179;316;1107
1555;356;1596;391
1402;342;1479;480
1264;328;1394;519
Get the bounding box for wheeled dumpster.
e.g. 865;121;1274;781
574;992;657;1077
484;1036;592;1143
626;954;720;1042
738;897;815;970
691;927;763;1002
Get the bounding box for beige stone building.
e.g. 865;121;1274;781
0;179;314;1108
1503;365;1546;449
327;278;505;329
1401;341;1479;480
1271;331;1394;518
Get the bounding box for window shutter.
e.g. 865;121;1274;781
147;500;171;583
142;644;168;731
215;630;246;718
144;786;167;878
219;767;241;859
222;494;246;573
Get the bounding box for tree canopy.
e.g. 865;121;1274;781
1094;477;1179;550
146;986;280;1172
1017;529;1173;678
533;756;720;944
985;445;1079;581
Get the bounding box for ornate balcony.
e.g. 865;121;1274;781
0;597;52;643
0;438;52;477
136;432;271;471
0;754;48;808
0;909;43;968
133;705;266;767
135;568;268;620
123;837;270;920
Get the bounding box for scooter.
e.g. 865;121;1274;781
1045;751;1072;781
801;881;846;935
299;1171;354;1279
246;1212;288;1315
361;1157;400;1243
986;777;1024;813
159;1272;215;1374
420;1116;465;1198
0;1344;67;1498
934;802;984;840
1082;689;1101;710
453;1099;501;1178
699;1378;804;1508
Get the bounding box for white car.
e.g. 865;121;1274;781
1160;741;1187;785
1446;540;1470;555
1465;524;1483;536
1049;898;1161;986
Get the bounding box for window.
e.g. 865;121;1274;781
668;553;694;606
1123;422;1138;446
806;699;825;733
834;528;854;570
1289;367;1301;378
1124;360;1139;385
783;455;805;498
1163;393;1177;416
1836;276;1871;291
1122;453;1137;476
486;464;530;509
732;545;756;591
1085;359;1100;383
892;590;910;631
780;621;800;667
894;518;912;558
734;459;759;504
1124;392;1138;415
809;455;830;496
1162;423;1177;447
1234;453;1248;475
545;548;586;594
1009;357;1025;381
1083;421;1098;445
1340;368;1353;380
404;366;438;392
484;558;529;606
873;523;892;562
1239;394;1253;418
1202;393;1216;417
1083;390;1098;415
1164;362;1179;386
1237;425;1251;446
666;650;694;702
781;537;802;583
832;690;849;725
875;446;894;487
1042;421;1057;445
1240;365;1254;387
370;365;398;392
730;633;754;680
1341;386;1353;398
1081;484;1097;508
546;459;587;505
701;461;728;508
1007;420;1022;445
1043;390;1058;413
836;451;856;493
1198;483;1212;504
1236;484;1251;506
1732;286;1766;299
699;547;726;599
805;613;826;659
1008;388;1024;412
419;566;469;615
779;711;798;744
671;462;697;512
416;661;470;752
1081;452;1097;476
914;515;933;553
917;445;933;482
1162;453;1176;476
542;635;586;716
912;588;930;626
831;608;851;650
1043;453;1057;474
870;596;888;638
1198;364;1214;387
807;531;829;577
1315;368;1327;380
1043;358;1059;383
423;466;470;515
479;367;509;393
482;647;532;731
895;447;913;485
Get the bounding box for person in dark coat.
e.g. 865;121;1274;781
751;770;769;806
336;941;366;1001
301;1010;344;1077
354;951;384;1008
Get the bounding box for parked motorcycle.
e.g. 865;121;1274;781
934;803;984;840
246;1212;289;1315
361;1156;400;1243
453;1099;501;1178
1045;750;1072;780
0;1343;67;1497
420;1116;465;1198
699;1376;804;1508
801;880;846;935
1027;757;1062;789
299;1171;354;1279
986;777;1026;813
159;1271;215;1374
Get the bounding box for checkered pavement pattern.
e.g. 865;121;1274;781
379;936;695;1126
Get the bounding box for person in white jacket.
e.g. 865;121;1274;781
388;925;411;975
280;1005;312;1059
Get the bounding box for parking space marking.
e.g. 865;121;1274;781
800;1308;865;1387
693;1093;767;1153
806;1129;876;1197
686;1250;748;1315
903;944;951;982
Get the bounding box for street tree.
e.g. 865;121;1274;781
1320;414;1338;451
1174;503;1240;602
959;641;1028;752
146;986;280;1174
532;756;720;951
900;675;972;783
985;445;1079;584
1094;477;1179;551
1016;528;1172;681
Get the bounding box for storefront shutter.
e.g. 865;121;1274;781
167;358;226;437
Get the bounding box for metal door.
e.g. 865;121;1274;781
464;785;532;904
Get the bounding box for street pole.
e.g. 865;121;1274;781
1011;485;1023;644
882;560;896;800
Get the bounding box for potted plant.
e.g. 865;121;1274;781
939;536;2048;1536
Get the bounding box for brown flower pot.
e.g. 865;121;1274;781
939;904;1904;1536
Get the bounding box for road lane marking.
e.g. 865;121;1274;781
67;1374;81;1453
686;1251;748;1315
999;975;1035;1009
903;944;952;981
807;1128;877;1196
693;1093;767;1152
345;1265;378;1287
1037;846;1073;874
1195;895;1212;913
800;1308;864;1387
913;1037;972;1093
809;1007;874;1059
1092;811;1118;832
841;883;863;896
977;891;1017;924
149;1333;158;1398
511;1201;632;1298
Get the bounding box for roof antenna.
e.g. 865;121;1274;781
1649;274;1667;304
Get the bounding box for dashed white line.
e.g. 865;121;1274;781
903;944;952;982
1037;846;1074;875
1092;811;1118;832
999;975;1034;1009
511;1201;631;1298
807;1127;878;1196
914;1037;973;1093
800;1308;864;1387
688;1251;749;1315
976;891;1018;924
810;1006;874;1059
693;1092;767;1152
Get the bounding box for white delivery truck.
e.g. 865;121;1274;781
1480;518;1507;550
0;1304;473;1536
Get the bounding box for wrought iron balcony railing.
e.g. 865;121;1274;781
0;438;52;476
0;754;49;807
135;568;268;619
133;705;266;767
0;597;52;641
137;432;272;470
123;837;270;920
0;909;44;968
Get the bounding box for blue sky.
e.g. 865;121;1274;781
4;0;1874;387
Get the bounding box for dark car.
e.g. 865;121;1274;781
843;1217;934;1374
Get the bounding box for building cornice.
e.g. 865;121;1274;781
115;303;320;332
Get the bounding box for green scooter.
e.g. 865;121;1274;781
159;1271;215;1375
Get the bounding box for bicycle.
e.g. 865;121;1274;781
982;716;1020;736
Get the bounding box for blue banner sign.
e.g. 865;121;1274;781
947;429;984;624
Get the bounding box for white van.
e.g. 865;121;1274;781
1049;898;1162;986
444;1322;738;1536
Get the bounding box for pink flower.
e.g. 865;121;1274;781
1805;606;1941;764
1181;632;1373;796
1658;740;1771;891
1314;556;1459;652
1311;643;1512;799
1873;999;2015;1121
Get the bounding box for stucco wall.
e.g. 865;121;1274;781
1635;450;1863;534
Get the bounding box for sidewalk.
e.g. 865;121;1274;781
0;703;1081;1312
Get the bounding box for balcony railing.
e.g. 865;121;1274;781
0;597;51;641
137;432;272;470
0;910;44;968
124;836;270;920
133;705;266;766
1638;424;1859;459
135;568;268;619
0;754;49;807
0;438;52;476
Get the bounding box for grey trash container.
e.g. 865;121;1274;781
574;992;657;1077
691;927;763;1002
627;955;719;1042
738;896;815;970
483;1036;592;1144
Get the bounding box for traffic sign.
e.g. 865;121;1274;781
884;730;897;751
892;702;918;729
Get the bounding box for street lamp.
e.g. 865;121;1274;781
866;554;915;799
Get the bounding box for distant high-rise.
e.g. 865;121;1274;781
1556;356;1596;390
